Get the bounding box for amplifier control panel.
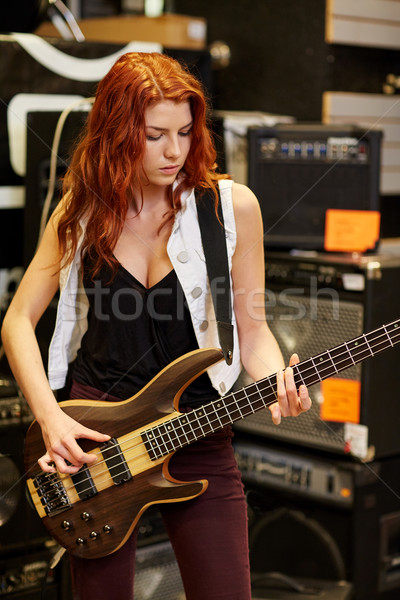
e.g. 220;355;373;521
234;439;355;507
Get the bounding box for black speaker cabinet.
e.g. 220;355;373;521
0;422;50;556
235;434;400;600
0;546;63;599
134;540;185;600
234;248;400;461
247;124;382;251
24;110;91;268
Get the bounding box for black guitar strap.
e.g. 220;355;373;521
196;186;234;365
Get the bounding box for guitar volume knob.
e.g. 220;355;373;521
90;531;99;540
76;537;86;545
103;525;112;534
81;512;91;521
61;520;71;530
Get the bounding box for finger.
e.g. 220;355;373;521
62;438;99;467
299;384;312;411
38;453;56;473
78;427;111;444
289;353;300;367
268;401;281;425
276;369;289;417
74;428;111;465
283;366;300;416
38;452;82;475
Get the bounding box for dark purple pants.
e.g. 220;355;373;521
68;382;251;600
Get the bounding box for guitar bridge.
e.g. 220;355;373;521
33;472;71;516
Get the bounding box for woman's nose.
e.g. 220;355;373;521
165;135;181;159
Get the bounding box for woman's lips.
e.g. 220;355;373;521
160;165;180;174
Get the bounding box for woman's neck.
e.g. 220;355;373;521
129;183;172;217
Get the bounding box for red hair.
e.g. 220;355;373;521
57;52;228;278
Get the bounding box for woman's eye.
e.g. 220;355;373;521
179;130;192;137
146;134;162;141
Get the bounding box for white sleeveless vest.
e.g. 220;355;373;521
47;179;241;395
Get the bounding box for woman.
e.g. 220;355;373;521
1;53;310;600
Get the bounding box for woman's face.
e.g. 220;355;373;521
142;100;193;190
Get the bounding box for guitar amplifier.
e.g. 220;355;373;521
247;123;382;251
233;245;400;460
235;435;400;600
134;540;185;600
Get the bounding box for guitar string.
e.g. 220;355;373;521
39;325;400;502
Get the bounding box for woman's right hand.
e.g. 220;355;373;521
38;407;111;474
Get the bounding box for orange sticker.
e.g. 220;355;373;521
320;378;361;423
324;209;380;253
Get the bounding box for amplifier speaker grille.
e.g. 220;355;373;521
234;296;364;454
134;541;185;600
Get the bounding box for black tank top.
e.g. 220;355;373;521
72;257;218;407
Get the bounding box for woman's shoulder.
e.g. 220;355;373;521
231;181;261;220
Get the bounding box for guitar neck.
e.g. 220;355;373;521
142;319;400;460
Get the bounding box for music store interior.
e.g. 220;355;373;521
1;1;400;599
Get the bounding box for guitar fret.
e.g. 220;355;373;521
348;338;371;364
183;413;197;443
145;428;164;460
155;423;175;454
242;387;254;416
326;349;339;374
363;334;374;357
242;385;263;414
165;422;177;450
265;376;276;398
294;364;307;387
179;416;195;445
214;399;231;427
212;400;224;429
316;351;339;379
202;405;215;433
344;341;356;365
383;324;394;347
233;389;246;419
154;426;170;457
253;381;267;410
162;419;182;450
194;408;213;437
310;357;322;381
227;402;244;422
328;344;352;372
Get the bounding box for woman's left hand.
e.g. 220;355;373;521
269;353;311;425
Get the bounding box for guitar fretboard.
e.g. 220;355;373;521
142;318;400;460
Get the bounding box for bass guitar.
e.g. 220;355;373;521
24;318;400;559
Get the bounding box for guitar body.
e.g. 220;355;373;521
24;347;224;559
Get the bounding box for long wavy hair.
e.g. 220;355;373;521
57;52;228;278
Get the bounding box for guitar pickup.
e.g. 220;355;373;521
71;464;98;501
101;438;132;485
